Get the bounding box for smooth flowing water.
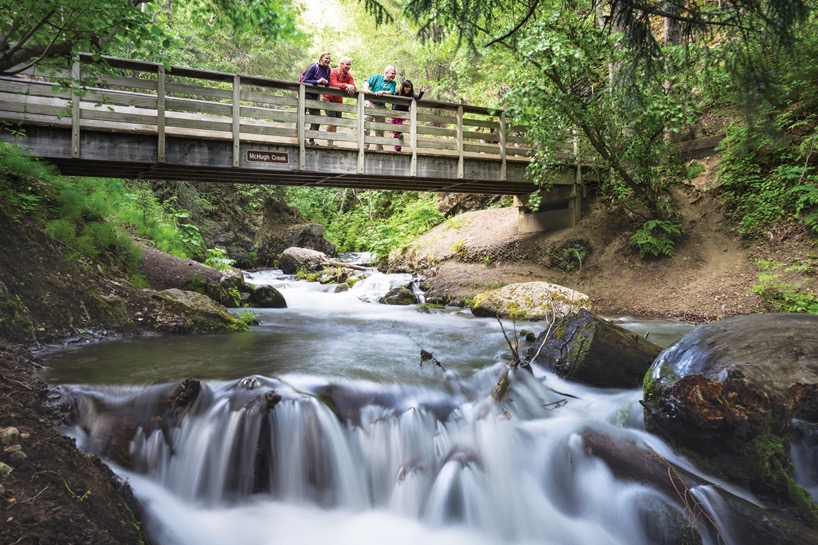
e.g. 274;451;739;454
39;270;813;545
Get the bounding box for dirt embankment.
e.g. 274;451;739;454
390;156;816;321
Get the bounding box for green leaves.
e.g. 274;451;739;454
629;220;683;258
0;0;300;74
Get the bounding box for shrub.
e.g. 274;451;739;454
630;220;683;258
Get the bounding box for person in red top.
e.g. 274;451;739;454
322;57;357;148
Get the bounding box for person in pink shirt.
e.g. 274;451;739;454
322;57;357;148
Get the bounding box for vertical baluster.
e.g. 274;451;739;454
157;65;166;164
232;75;241;168
298;84;306;170
499;110;507;182
456;105;464;179
410;98;418;177
357;91;365;174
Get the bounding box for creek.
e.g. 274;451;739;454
39;269;816;545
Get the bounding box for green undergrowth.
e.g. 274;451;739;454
285;187;445;260
751;259;818;313
0;142;206;281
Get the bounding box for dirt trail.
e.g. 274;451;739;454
391;156;813;321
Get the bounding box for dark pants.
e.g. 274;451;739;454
306;93;321;134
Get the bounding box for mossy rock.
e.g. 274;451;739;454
643;314;818;528
153;288;247;333
470;281;591;320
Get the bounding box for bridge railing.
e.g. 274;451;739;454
0;54;558;178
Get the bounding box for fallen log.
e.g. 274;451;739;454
583;426;818;545
525;309;663;388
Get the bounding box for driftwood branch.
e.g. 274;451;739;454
324;260;368;271
407;334;447;373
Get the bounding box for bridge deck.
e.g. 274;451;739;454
0;54;582;195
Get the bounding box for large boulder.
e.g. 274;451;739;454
279;247;328;274
642;313;818;527
244;284;287;308
246;221;337;269
471;281;591;320
380;287;418;305
152;289;246;333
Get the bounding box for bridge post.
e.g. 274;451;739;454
232;75;240;167
499;111;507;181
356;91;365;174
298;85;306;170
157;65;166;163
456;105;464;179
71;58;80;159
410;98;418;176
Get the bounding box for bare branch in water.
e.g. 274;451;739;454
408;334;447;372
496;315;520;363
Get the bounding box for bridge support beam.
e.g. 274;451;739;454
514;167;584;233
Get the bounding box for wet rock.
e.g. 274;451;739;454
279;247;328;274
583;426;818;545
87;293;133;329
519;329;537;342
182;274;240;307
253;223;336;267
153;288;246;333
642;313;818;527
0;461;12;475
245;284;287;308
380;287;418;305
169;378;202;409
266;391;282;409
470;281;591;320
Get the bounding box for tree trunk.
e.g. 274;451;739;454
525;309;662;387
583;427;818;544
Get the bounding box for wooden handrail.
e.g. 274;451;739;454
0;53;572;178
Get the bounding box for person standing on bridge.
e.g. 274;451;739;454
391;80;428;152
363;65;397;151
322;56;357;148
302;52;332;146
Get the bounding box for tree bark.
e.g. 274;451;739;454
525;309;662;387
583;427;818;544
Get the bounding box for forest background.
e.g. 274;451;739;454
1;0;817;313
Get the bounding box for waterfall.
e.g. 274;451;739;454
46;269;816;545
59;366;750;545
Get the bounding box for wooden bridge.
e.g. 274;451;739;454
0;54;586;229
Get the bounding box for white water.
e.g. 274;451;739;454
43;270;808;545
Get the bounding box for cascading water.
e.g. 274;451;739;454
41;269;818;545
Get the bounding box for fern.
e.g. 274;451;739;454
789;183;818;234
629;220;683;258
